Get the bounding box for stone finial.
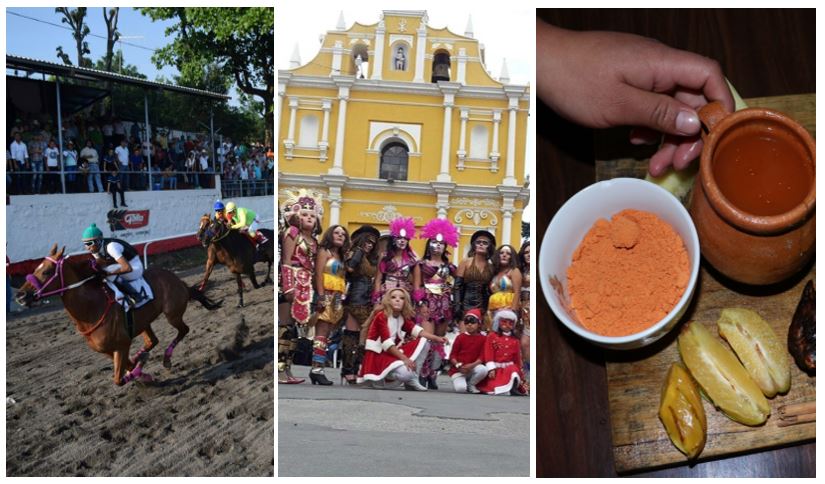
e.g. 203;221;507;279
336;11;346;30
499;58;510;84
289;44;301;68
465;15;474;38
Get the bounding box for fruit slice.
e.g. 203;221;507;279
678;322;771;426
659;363;706;459
718;308;791;398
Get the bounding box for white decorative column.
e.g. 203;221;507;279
497;186;521;247
330;77;354;176
504;94;519;186
371;16;385;80
501;207;514;247
283;97;298;159
490;109;501;172
437;83;460;182
413;21;427;82
431;181;455;221
457;48;467;84
319;99;332;161
331;40;343;76
456;108;468;170
328;185;342;225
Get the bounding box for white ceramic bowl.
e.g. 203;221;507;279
539;178;700;350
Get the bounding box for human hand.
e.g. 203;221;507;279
403;357;416;371
537;20;734;176
488;369;496;379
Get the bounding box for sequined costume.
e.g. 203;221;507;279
416;261;456;325
281;225;316;325
343;242;378;380
316;252;345;325
488;270;516;314
376;253;416;299
455;260;494;321
520;270;530;337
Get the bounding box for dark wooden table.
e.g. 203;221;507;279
536;9;816;477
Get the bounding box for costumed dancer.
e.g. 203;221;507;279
278;189;322;384
518;241;531;390
342;225;380;384
360;288;449;391
476;309;527;396
413;218;459;389
372;217;417;305
488;244;523;330
311;225;350;385
448;309;488;393
454;230;496;333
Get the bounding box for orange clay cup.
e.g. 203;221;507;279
689;101;815;285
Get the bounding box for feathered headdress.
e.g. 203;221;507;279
280;188;324;222
389;217;416;240
420;218;460;247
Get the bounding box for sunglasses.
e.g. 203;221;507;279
474;240;491;246
464;318;480;324
83;241;96;247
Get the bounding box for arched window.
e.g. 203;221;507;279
469;125;489;159
298;115;318;147
431;50;451;82
379;141;409;181
391;43;409;71
352;44;369;79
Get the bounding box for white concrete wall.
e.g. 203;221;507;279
6;188;274;262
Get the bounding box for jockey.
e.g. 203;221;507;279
82;223;146;307
225;201;268;247
213;200;226;222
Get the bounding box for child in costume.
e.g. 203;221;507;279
413;218;459;389
477;309;527;396
448;309;488;393
360;288;448;391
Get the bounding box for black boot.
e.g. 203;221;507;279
309;366;333;385
427;374;439;390
340;330;360;384
113;278;142;307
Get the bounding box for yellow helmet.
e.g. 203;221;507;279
225;202;237;213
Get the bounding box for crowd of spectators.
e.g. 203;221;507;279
6;114;274;197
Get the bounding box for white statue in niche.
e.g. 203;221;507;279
395;47;406;70
355;54;365;78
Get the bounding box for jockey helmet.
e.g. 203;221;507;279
225;202;237;213
82;223;103;241
213;200;225;211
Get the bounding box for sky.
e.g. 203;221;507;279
276;2;535;223
6;7;180;81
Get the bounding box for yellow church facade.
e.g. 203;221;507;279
278;10;530;260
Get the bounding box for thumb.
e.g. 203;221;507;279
619;87;701;136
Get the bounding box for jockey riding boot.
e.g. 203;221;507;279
309;336;333;385
278;326;304;384
254;231;269;248
112;278;141;307
340;329;360;384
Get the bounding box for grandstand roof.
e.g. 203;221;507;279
6;54;230;101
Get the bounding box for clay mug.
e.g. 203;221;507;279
689;101;815;285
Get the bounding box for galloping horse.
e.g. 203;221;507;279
16;244;222;386
196;215;274;307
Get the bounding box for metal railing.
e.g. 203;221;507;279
6;169;220;194
220;179;274;198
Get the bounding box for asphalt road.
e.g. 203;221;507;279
278;366;530;477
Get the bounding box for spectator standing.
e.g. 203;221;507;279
106;167;127;208
88;124;104;154
101;119;114;149
62;141;79;192
113;119;126;145
114;139;130;190
44;139;60;193
28;134;46;194
130;147;144;191
199;149;210;188
80;140;103;193
10;133;30;194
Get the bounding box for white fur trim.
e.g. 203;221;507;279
488;369;521;395
365;339;383;353
411;325;423;338
485;361;497;372
381;338;395;351
362;338;428;383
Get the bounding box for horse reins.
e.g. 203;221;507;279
25;256;97;300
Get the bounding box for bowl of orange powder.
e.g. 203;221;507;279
539;178;700;350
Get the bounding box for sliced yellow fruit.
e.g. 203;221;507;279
678;322;770;426
718;308;791;398
659;363;707;459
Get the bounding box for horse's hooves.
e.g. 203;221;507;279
138;372;154;383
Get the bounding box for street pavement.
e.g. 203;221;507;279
278;365;530;477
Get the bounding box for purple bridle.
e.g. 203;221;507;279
25;256;95;300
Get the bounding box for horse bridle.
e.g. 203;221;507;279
202;220;230;244
25;255;96;300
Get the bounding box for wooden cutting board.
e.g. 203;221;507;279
594;94;816;473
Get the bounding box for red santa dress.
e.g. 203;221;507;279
360;311;427;382
476;331;524;395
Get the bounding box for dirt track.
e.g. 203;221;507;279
6;263;274;477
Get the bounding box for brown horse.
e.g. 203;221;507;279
196;215;274;308
15;244;221;386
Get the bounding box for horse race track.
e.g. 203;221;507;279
6;264;274;477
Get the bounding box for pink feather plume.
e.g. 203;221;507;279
420;218;460;247
389;217;416;239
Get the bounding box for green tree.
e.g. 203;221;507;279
55;7;92;67
102;8;120;73
138;7;274;143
